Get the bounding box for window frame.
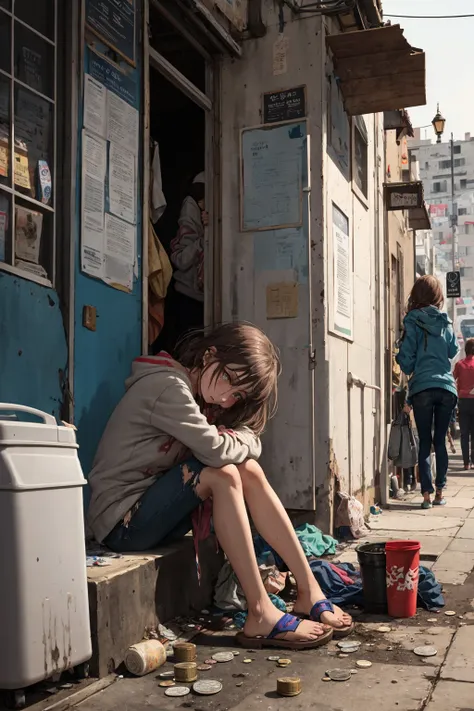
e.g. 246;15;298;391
0;0;58;288
351;115;369;206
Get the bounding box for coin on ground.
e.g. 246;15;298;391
278;658;292;665
159;671;175;678
193;680;223;696
267;656;280;661
243;659;253;664
164;687;190;697
377;626;391;633
212;652;234;663
159;681;175;688
233;651;240;656
204;659;217;665
197;665;212;671
327;669;352;682
356;660;372;668
414;646;437;657
444;610;456;617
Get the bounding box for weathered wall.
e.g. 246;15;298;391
0;274;67;419
73;30;143;479
221;2;328;518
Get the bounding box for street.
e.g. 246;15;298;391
31;457;474;711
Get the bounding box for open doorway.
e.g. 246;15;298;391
147;4;208;354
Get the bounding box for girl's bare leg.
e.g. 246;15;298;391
237;459;352;630
193;464;329;641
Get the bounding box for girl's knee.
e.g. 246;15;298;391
237;459;266;487
201;463;243;492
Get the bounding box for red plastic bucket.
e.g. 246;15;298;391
385;540;420;618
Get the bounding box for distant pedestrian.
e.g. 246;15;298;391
396;276;459;509
454;338;474;469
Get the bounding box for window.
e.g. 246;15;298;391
460;180;467;190
455;158;466;168
454;144;461;154
432;180;447;193
424;161;429;170
352;116;368;201
461;267;473;278
439;159;451;170
0;0;57;285
459;207;468;215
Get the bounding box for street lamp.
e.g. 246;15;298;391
432;104;446;144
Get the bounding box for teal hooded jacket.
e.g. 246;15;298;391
396;306;459;402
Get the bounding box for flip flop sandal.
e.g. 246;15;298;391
235;612;333;650
295;600;354;639
433;498;446;506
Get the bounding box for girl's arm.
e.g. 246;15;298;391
150;378;262;467
447;327;459;360
396;321;417;376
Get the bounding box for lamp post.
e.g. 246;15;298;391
431;105;457;323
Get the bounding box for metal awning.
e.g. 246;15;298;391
408;204;431;231
326;25;426;116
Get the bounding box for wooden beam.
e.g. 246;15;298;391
326;24;411;59
336;51;425;82
341;70;425;99
345;91;426;115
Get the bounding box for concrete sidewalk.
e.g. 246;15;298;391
24;458;474;711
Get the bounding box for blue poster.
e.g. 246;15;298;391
87;49;138;108
86;0;136;66
241;121;306;231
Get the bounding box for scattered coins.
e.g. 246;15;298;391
159;671;175;678
193;680;223;696
444;610;456;617
338;641;361;653
413;646;438;658
159;681;175;688
267;656;280;661
197;665;212;671
204;659;217;665
212;652;234;663
243;659;253;664
233;651;240;656
377;626;391;633
356;660;372;669
278;659;292;667
164;687;190;697
326;669;352;682
322;676;331;682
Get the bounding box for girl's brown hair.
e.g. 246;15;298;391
407;275;444;312
175;322;281;435
465;338;474;357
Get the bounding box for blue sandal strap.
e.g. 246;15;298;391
268;613;301;639
310;599;334;621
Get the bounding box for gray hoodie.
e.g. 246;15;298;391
87;353;261;543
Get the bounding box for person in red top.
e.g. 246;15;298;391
453;338;474;469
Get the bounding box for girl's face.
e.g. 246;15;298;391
199;350;247;409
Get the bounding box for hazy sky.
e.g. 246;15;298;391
382;0;473;140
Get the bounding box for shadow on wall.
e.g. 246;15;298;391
0;274;67;419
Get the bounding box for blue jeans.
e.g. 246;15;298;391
104;457;205;552
412;388;457;495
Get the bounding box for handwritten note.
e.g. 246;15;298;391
266;282;299;319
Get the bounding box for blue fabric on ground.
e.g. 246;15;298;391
310;560;444;611
253;524;338;569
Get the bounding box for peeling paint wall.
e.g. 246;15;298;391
0;273;67;419
221;3;329;517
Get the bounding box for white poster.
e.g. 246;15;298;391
84;74;107;138
81;130;107;276
104;213;135;291
109;142;136;224
331;204;353;340
107;91;139;156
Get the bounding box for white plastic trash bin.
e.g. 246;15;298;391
0;404;91;700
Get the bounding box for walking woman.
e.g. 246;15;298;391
396;276;459;509
454;338;474;469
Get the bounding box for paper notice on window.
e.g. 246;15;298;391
107;92;139;155
81;130;106;277
84;74;107;138
83;131;107;182
104;213;134;291
109;142;136;224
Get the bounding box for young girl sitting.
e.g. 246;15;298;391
87;322;353;650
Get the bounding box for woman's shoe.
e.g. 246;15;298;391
464;464;470;471
421;499;432;510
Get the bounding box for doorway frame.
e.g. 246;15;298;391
142;0;221;354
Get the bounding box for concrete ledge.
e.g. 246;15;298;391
87;536;224;678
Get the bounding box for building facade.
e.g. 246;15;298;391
0;0;426;529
